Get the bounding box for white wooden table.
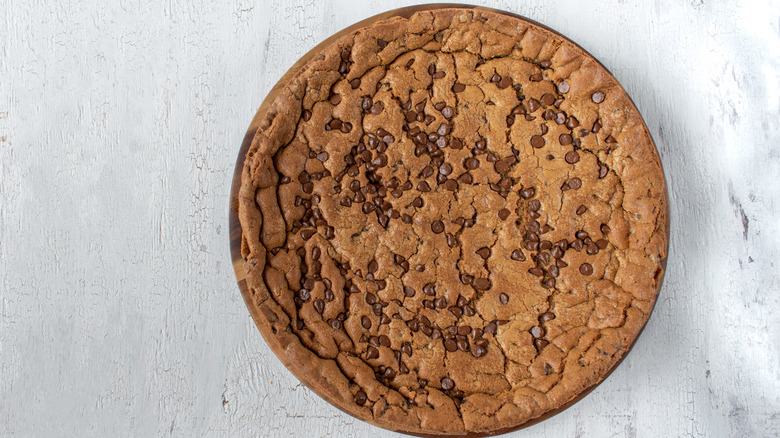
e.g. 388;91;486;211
2;0;779;436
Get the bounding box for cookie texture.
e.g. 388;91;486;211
237;7;668;436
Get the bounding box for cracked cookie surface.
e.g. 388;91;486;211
237;7;668;436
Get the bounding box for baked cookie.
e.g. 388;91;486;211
235;5;668;436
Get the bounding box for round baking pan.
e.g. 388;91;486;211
230;4;669;436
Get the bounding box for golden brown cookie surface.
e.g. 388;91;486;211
236;6;668;436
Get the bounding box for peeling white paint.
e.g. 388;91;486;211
1;0;779;437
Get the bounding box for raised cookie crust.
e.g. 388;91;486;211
237;7;668;436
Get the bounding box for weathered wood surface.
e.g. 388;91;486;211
1;1;778;436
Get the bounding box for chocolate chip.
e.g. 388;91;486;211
605;135;617;144
541;93;556;106
529;267;544;277
498;209;510;220
592;91;606;104
460;273;474;285
498;293;509;304
302;109;312;122
452;83;466;93
370;101;384;115
437;123;451;136
354;390;367;406
474;278;491;290
568;177;582;190
529;73;543;82
579;263;594;275
509;249;526;262
441;106;455;119
530;135;545;148
597;164;608;179
329;94;342;105
300;229;316;240
423;283;436;296
534;338;549;350
557;80;570;93
453;334;469;351
527;98;540;112
559;134;573;145
430;220;445;234
565;151;580;164
438;377;454;391
440;233;456;248
520;187;536;199
379;335;391;347
464;157;479;170
476;247;491;259
366;346;379;359
498;76;512;89
494;160;510;173
444;339;458;352
472;345;487;358
438;163;453;176
530;325;545;338
434;296;448;309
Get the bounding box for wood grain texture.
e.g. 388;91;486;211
1;0;778;437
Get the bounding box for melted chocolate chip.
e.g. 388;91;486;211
474;278;491;290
